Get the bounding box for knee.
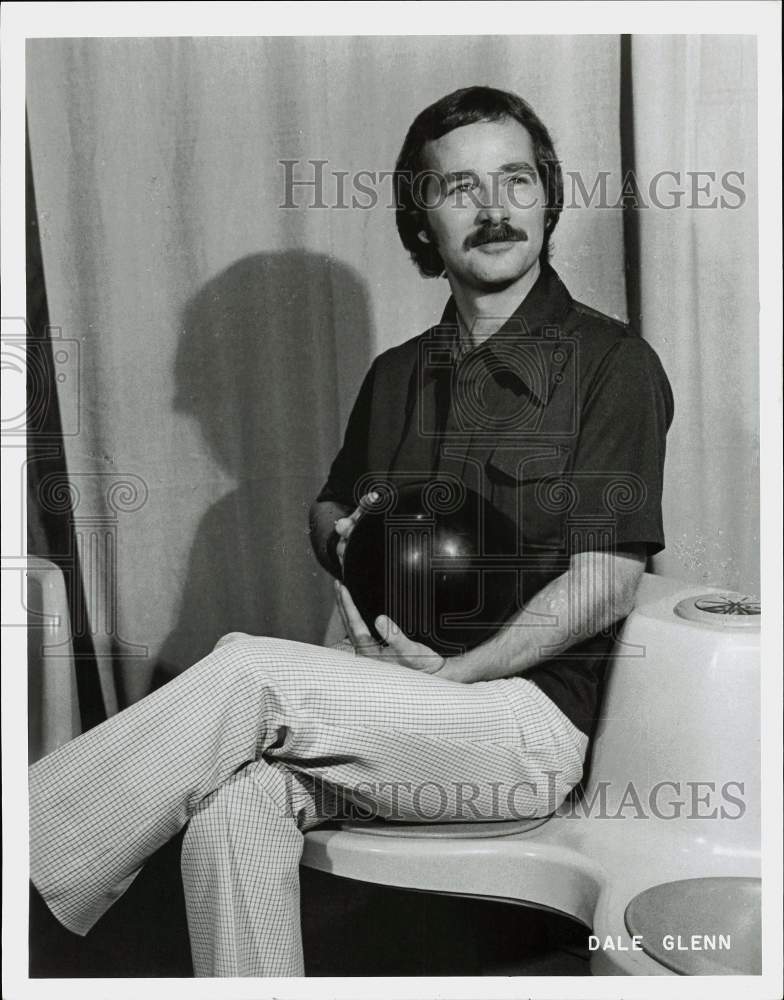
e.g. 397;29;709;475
213;632;297;664
213;630;253;651
183;771;302;872
210;633;312;687
201;635;319;726
186;771;273;837
209;633;277;687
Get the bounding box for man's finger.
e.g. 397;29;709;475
376;615;427;661
376;615;447;674
375;615;410;652
338;583;376;647
358;490;381;510
336;491;381;536
334;516;352;537
335;581;380;657
334;579;352;639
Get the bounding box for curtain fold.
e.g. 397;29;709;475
26;117;107;729
631;35;759;595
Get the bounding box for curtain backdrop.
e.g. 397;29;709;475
26;35;758;715
631;35;759;595
26;35;626;710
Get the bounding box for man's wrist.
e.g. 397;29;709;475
440;653;477;683
443;638;528;683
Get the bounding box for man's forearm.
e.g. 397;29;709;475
309;499;351;577
444;548;646;684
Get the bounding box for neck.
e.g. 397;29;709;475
450;260;542;347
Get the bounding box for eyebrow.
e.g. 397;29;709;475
442;162;538;183
498;161;538;174
443;170;478;183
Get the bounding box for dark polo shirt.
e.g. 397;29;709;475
317;263;674;737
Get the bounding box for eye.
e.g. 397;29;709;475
511;173;534;186
451;178;476;193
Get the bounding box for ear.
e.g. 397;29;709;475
417;228;431;245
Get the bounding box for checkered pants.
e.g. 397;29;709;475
29;633;588;976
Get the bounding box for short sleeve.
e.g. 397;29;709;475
315;360;378;507
569;337;674;555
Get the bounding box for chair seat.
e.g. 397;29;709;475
624;876;761;975
338;816;551;839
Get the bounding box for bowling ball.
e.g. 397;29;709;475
342;481;521;657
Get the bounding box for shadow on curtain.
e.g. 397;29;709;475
153;250;374;686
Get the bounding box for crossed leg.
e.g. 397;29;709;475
29;633;586;976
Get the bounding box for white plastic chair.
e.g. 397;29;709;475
303;573;762;975
26;556;81;763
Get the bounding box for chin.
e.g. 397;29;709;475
471;261;535;290
466;246;538;285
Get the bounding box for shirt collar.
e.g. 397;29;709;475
429;263;575;405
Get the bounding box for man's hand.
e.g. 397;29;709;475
445;546;647;684
332;491;381;573
334;581;448;676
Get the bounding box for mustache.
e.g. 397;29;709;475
465;223;527;250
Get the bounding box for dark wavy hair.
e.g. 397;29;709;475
394;86;563;278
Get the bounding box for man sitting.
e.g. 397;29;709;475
29;85;672;977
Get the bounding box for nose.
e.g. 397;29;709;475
476;204;508;226
474;181;511;226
